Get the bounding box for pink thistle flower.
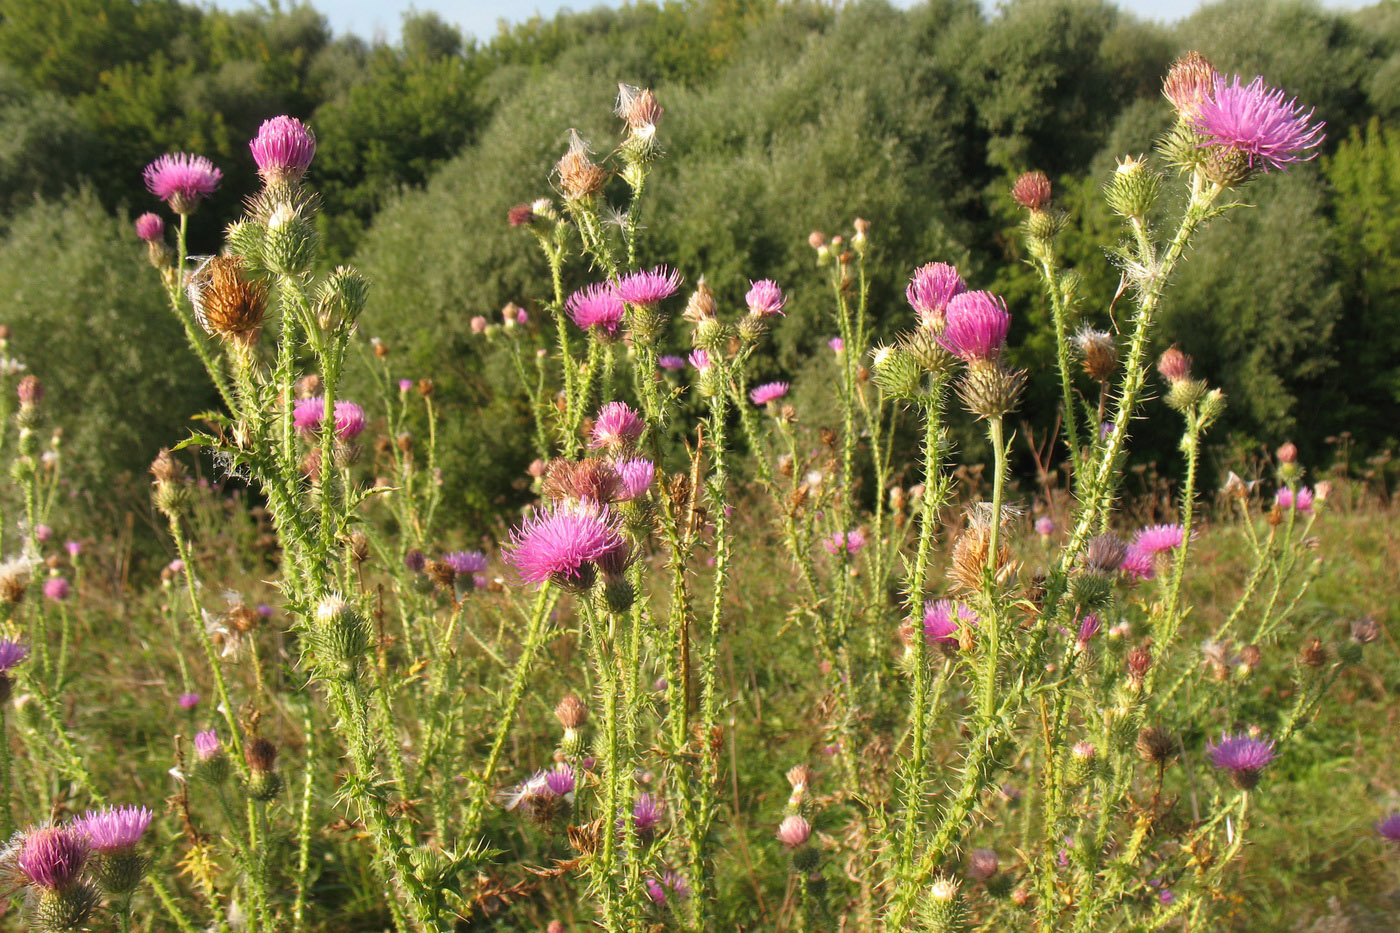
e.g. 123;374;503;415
470;315;487;334
249;115;316;185
823;529;866;555
1034;516;1055;537
1276;487;1314;513
616;457;655;500
77;805;152;852
922;599;977;647
775;815;812;848
590;402;645;450
646;870;690;904
334;400;366;439
615;267;681;307
43;577;70;602
398;378;414;392
1133;523;1185;555
1120;544;1155;581
658;354;686;371
0;640;29;672
907;262;966;330
1207;731;1277;789
134;212;165;242
565;283;626;336
828;337;844;353
633;792;665;833
16;826;89;890
143;153;222;214
292;396;322;432
193;729;222;761
35;524;52;542
178;692;200;710
443;551;488;575
1376;812;1400;843
1075;612;1102;647
292;397;366;440
688;348;711;371
505;500;624;587
1192;75;1324;172
938;291;1010;362
544;764;576;796
749;381;789;406
66;541;82;558
745;279;786;317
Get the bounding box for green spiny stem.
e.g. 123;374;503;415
0;703;13;838
171;214;234;408
1146;411;1203;694
978;415;1009;722
1032;239;1084;480
292;705;317;933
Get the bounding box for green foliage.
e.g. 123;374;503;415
0;189;212;481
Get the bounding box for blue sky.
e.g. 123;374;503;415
219;0;1372;43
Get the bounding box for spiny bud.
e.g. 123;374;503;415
150;448;189;518
262;201;317;274
870;344;922;400
1126;646;1152;688
316;266;370;331
1066;742;1097;786
956;362;1026;420
1104;154;1160;219
1157;345;1192;383
313;594;370;676
1012;171;1052;211
1163;52;1217;119
919;875;967;933
242;738;282;801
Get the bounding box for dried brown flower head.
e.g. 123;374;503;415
188;256;268;344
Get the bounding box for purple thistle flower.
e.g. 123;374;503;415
923;599;977;647
249;115;317;185
1134;523;1185;555
77;805;153;852
1276;486;1314;513
135;212;165;242
1375;812;1400;843
292;397;366;440
775;815;811;848
1034;516;1055;537
1192;75;1325;172
688;348;712;371
257;603;273;618
443;550;488;575
745;279;786;317
823;529;866;555
646;870;690;904
1120;544;1155;581
398;378;414;392
35;524;52;542
544;764;576;796
828;337;844;353
193;729;222;762
143;153;222;213
1207;731;1277;789
43;577;70;602
566;283;626;336
938;291;1010;362
633;792;665;833
615;266;681;307
1075;612;1102;646
615;457;656;500
907;262;966;330
590;402;645;451
178;692;200;710
292;396;322;432
334;401;366;440
66;540;82;558
0;639;29;672
16;826;89;890
505;500;624;586
658;354;687;371
749;381;789;406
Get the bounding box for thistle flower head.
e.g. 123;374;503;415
249;115;316;185
77;806;152;853
938;291;1010;362
615;457;655;500
688;348;712;371
1011;171;1052;211
775;815;812;848
193;729;223;762
0;639;28;672
505;499;624;588
565;283;625;336
291;397;365;440
556;130;608;199
1134;523;1185;555
544;763;576;796
1075;612;1102;646
1207;731;1277;789
828;337;844;353
1119;544;1155;581
1084;533;1127;573
749;381;789;406
906;262;966;330
187;255;268;344
590;402;645;451
632;792;665;833
1276;486;1314;513
1376;812;1400;843
1034;516;1055;537
658;354;686;371
1163;52;1218;118
967;848;999;881
443;550;488;575
1157;345;1193;383
922;599;977;647
134;212;165;242
1192;75;1324;172
645;870;690;904
43;577;70;601
615;266;681;307
178;692;200;709
143;153;222;214
16;825;89;890
745;279;786;318
823;529;866;555
616;84;662;135
1074;326;1117;381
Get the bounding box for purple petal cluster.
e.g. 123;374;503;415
1133;523;1185;555
749;381;789;406
16;826;89;890
135;212;165;242
505;500;624;585
1376;812;1400;843
0;640;29;673
565;283;626;336
823;529;866;555
745;279;786;317
544;764;576;796
923;599;977;647
178;692;200;710
1120;545;1155;581
590;402;645;450
937;291;1010;362
658;354;687;371
688;348;712;371
77;805;152;852
194;729;223;761
1192;75;1325;171
645;870;691;904
1207;731;1276;776
292;397;366;440
1275;486;1314;513
443;550;488;575
615;266;681;307
143;153;222;211
616;457;656;500
249;115;317;184
633;792;665;832
907;262;966;329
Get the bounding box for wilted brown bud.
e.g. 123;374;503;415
616;84;662;133
150;448;185;485
556;130;609;200
1350;616;1380;645
543;458;621;504
1136;727;1176;765
1157;345;1192;383
1012;171;1052;211
348;531;370;564
555;694;589;730
397;432;414;454
1075;327;1117;382
786;763;816;792
1239;644;1262;671
423;559;455;589
1084;534;1127;574
1162;52;1218;118
683;279;717;324
1223;471;1250;500
1299;637;1327;669
1126;646;1152;686
371;337;390;358
416;378;434;397
244;737;278;773
852;217;871;238
187;256;268;345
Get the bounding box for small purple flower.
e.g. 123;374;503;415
616;457;655;500
16;826;89;890
1134;523;1185;555
0;640;29;672
193;730;223;762
404;549;426;573
632;792;665;833
828;337;844;354
745;279;786;317
688;348;712;371
249;115;317;185
35;524;52;542
566;283;626;336
65;540;82;558
1192;75;1324;172
615;267;681;307
292;397;366;440
907;262;966;329
1120;544;1155;581
544;764;576;796
1207;731;1277;789
43;576;70;602
399;378;414;392
135;212;165;242
143;153;222;213
658;354;687;371
1034;516;1055;537
443;550;488;575
334;401;366;440
77;805;152;852
257;603;273;618
646;870;690;904
775;815;811;848
590;402;645;451
178;692;201;710
749;381;789;406
1158;888;1176;906
1075;612;1102;646
505;500;625;586
923;599;977;647
823;529;866;555
1276;486;1314;513
1376;812;1400;843
938;291;1010;362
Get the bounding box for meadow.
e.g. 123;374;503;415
0;21;1395;933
